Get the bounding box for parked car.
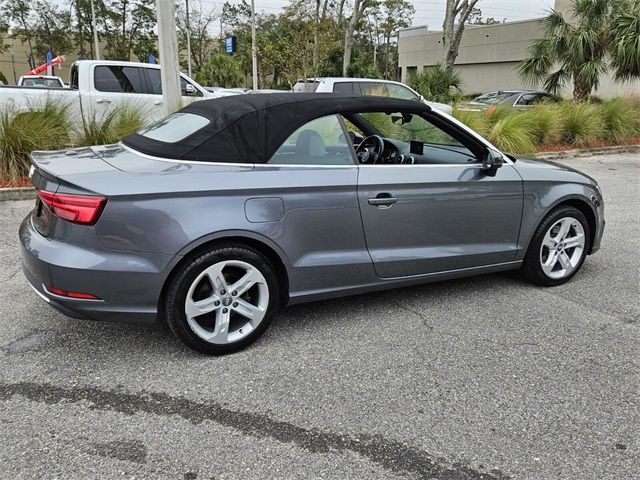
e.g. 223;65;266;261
0;60;219;125
18;75;66;88
459;90;560;111
293;77;453;114
20;93;604;355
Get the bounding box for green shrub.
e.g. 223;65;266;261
76;105;146;146
0;101;72;181
408;64;462;104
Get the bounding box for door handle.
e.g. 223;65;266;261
368;193;398;207
153;100;163;105
96;98;111;104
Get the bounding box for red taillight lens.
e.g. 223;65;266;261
37;190;106;225
45;286;101;300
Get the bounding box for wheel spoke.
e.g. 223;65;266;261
205;263;229;294
563;234;584;250
210;308;231;342
229;267;262;297
558;251;572;271
185;295;219;319
233;298;265;325
556;219;572;241
542;232;556;249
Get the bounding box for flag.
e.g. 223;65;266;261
46;50;53;76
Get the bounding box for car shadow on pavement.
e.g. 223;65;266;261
24;270;520;360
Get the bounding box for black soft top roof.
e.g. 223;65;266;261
122;93;430;163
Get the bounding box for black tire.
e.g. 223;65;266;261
164;245;280;355
521;206;591;287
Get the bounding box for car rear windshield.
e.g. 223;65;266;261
137;112;210;143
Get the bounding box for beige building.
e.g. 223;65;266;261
398;0;640;99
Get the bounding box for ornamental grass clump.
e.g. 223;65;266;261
76;105;146;146
0;101;71;181
556;102;606;146
486;111;538;154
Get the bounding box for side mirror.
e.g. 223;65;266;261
184;83;197;96
482;150;503;176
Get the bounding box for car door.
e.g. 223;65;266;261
257;114;369;295
353;111;523;278
90;65;154;122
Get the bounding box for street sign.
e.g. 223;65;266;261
225;35;237;55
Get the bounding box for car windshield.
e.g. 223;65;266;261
358;111;463;147
137;112;210;143
472;92;519;105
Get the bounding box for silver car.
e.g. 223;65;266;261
20;94;605;354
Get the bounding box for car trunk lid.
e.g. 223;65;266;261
29;147;118;236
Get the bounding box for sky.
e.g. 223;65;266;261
197;0;556;32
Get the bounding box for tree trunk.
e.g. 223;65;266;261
342;0;362;77
442;0;479;72
572;76;591;101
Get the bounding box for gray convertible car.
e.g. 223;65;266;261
20;93;604;354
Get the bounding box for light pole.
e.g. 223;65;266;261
250;0;257;90
90;0;100;60
185;0;192;78
156;0;181;116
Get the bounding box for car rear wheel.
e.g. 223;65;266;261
521;206;590;286
164;245;280;354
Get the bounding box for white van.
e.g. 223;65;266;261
293;77;453;114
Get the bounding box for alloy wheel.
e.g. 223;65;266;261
184;260;269;344
539;216;586;280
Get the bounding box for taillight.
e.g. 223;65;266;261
37;190;106;225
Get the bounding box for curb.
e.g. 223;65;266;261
0;187;36;202
537;144;640;160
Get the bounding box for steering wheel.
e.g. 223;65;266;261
355;135;385;164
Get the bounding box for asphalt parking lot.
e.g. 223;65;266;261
0;152;638;480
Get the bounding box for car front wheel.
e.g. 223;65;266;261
164;245;280;355
521;206;590;286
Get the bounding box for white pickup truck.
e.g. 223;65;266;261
293;77;453;114
0;60;218;125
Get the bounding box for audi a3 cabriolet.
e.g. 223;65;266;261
20;93;605;354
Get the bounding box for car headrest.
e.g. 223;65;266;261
294;130;326;157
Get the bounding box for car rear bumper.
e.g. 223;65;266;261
19;214;176;324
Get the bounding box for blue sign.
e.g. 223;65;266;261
225;35;236;54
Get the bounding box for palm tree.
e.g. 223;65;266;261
518;0;640;101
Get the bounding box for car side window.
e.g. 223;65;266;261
385;84;419;101
352;111;477;165
358;82;418;102
147;69;203;97
268;115;354;165
94;66;144;93
517;93;538;106
333;82;356;94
